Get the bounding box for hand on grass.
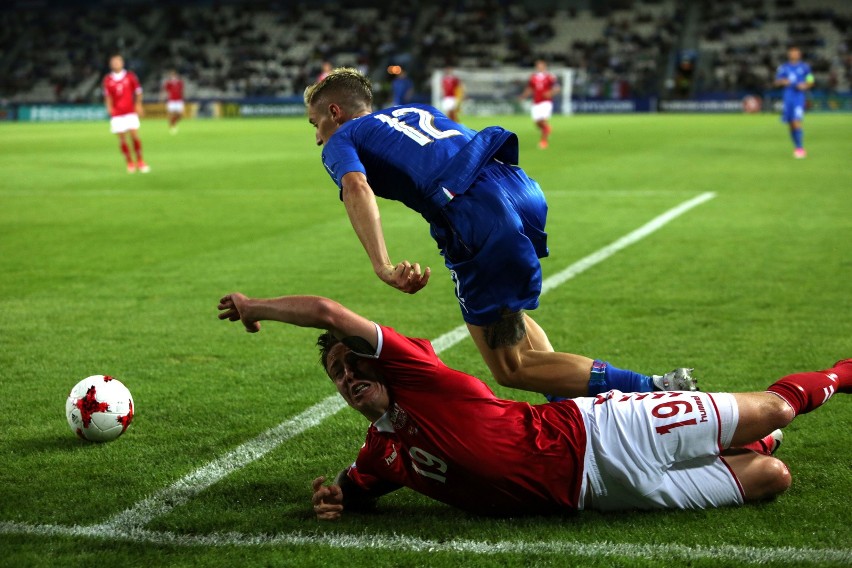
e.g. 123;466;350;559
312;476;344;521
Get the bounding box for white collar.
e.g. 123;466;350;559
110;70;127;80
373;411;394;433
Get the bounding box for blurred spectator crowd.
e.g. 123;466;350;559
0;0;849;104
695;0;851;94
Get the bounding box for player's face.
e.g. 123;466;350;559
326;343;389;421
307;103;341;146
788;48;801;63
535;60;547;72
110;56;124;73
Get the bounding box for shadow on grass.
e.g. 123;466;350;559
7;432;113;455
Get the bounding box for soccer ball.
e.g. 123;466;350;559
66;375;134;442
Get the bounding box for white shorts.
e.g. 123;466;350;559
110;113;141;134
167;100;185;114
531;101;553;122
575;390;744;511
441;96;458;113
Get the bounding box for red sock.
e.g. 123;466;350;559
766;366;844;415
832;359;852;393
133;138;143;162
543;123;552;139
119;141;132;164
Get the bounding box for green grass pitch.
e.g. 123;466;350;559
0;113;850;567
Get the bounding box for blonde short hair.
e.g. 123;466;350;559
304;67;373;111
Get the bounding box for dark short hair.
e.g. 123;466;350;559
317;331;342;377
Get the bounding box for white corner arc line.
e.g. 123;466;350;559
93;192;717;532
0;522;848;565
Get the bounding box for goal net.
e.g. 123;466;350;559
430;67;574;117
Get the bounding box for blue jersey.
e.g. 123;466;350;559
775;61;812;106
391;77;413;106
321;104;519;224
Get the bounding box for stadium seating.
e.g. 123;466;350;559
1;0;849;103
695;0;852;94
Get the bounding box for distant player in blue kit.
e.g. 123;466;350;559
303;67;697;399
774;46;814;159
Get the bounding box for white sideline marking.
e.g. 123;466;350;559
5;192;721;550
0;522;848;565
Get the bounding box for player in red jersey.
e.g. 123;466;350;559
103;54;149;173
440;66;463;122
161;69;184;135
217;291;849;518
519;59;561;149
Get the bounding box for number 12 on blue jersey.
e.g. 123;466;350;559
375;107;463;146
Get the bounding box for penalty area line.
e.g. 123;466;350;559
99;191;715;531
0;521;848;565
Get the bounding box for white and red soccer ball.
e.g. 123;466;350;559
66;375;134;442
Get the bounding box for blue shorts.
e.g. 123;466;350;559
781;101;804;123
430;162;549;326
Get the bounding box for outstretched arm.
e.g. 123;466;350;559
217;293;378;347
341;171;430;294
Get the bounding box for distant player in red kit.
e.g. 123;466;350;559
103;54;149;173
440;66;463;122
161;69;184;135
519;59;560;149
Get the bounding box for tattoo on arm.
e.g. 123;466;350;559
483;310;527;349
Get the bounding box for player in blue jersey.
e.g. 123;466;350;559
774;46;814;159
303;67;697;399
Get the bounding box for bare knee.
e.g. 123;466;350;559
766;395;796;430
742;457;792;502
488;354;525;387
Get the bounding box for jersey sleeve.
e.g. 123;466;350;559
775;65;786;80
346;432;403;496
372;325;440;385
130;72;143;94
321;128;367;192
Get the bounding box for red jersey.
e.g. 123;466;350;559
163;78;184;101
103;70;142;117
528;72;557;103
346;326;586;516
442;74;460;98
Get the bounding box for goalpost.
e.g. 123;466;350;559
430;67;574;116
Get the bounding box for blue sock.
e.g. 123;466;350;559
791;128;803;149
587;360;654;395
545;360;655;402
